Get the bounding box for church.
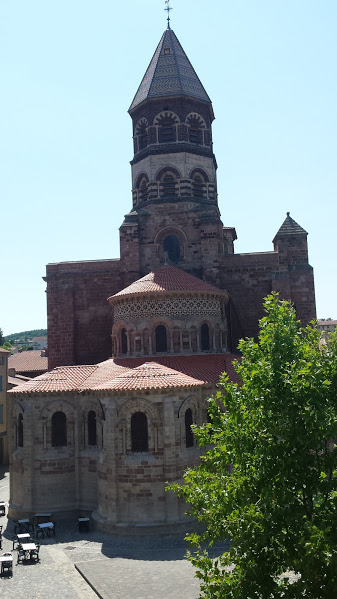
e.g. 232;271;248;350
8;24;316;531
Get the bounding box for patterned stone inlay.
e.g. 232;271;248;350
114;298;221;321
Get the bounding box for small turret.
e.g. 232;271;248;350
273;212;309;267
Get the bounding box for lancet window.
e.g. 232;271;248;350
18;413;23;448
201;323;210;351
88;410;97;446
131;412;148;452
155;325;167;352
51;411;67;447
163;235;180;264
185;408;194;448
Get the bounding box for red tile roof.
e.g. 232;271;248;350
9;354;240;395
93;362;205;391
8;350;48;373
10;365;97;394
109;266;226;301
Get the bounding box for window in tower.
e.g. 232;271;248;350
186;113;206;145
185;408;194;448
138;124;148;150
135;118;149;152
131;412;148;452
155;325;167;352
163;235;180;264
192;175;204;198
162;174;176;197
201;323;210;351
139;177;148;202
159;118;176;143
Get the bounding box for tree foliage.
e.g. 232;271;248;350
3;328;47;342
171;294;337;598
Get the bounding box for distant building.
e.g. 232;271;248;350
317;320;337;333
8;350;48;378
31;336;48;350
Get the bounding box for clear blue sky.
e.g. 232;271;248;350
1;1;336;336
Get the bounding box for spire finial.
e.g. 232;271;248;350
164;1;173;29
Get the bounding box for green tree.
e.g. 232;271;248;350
0;328;3;345
171;294;337;598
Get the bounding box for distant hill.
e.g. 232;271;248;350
4;329;47;342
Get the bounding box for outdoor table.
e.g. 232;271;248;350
21;542;37;559
13;533;31;550
33;513;52;524
78;517;90;532
37;522;55;538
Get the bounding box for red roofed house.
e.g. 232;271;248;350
8;23;316;531
8;350;48;379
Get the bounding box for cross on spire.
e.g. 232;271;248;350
164;1;173;29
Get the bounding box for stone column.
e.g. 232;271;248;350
169;329;174;353
196;331;200;352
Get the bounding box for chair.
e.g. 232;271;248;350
12;536;19;551
17;547;25;565
2;553;13;575
35;526;44;540
30;543;40;563
78;518;90;533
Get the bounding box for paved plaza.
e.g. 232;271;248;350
0;466;203;599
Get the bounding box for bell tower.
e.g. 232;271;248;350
120;26;225;287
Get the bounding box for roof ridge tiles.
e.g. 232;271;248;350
109;265;226;301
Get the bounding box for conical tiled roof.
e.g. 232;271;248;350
273;212;307;242
9;354;241;394
93;362;205;391
129;28;211;112
109;265;226;301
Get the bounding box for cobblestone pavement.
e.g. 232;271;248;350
0;467;204;599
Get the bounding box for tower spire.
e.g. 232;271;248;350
164;0;172;29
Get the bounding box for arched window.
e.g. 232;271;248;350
138;123;148;150
158;117;176;143
163;235;180;264
131;412;148;452
185;408;194;448
52;411;67;447
88;410;97;446
162;174;176;197
139;177;148;202
186;113;205;145
18;414;23;448
121;328;127;355
156;325;167;352
201;323;210;351
192;175;204;198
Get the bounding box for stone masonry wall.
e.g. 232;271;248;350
45;260;123;369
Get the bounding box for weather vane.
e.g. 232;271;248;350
164;1;173;29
